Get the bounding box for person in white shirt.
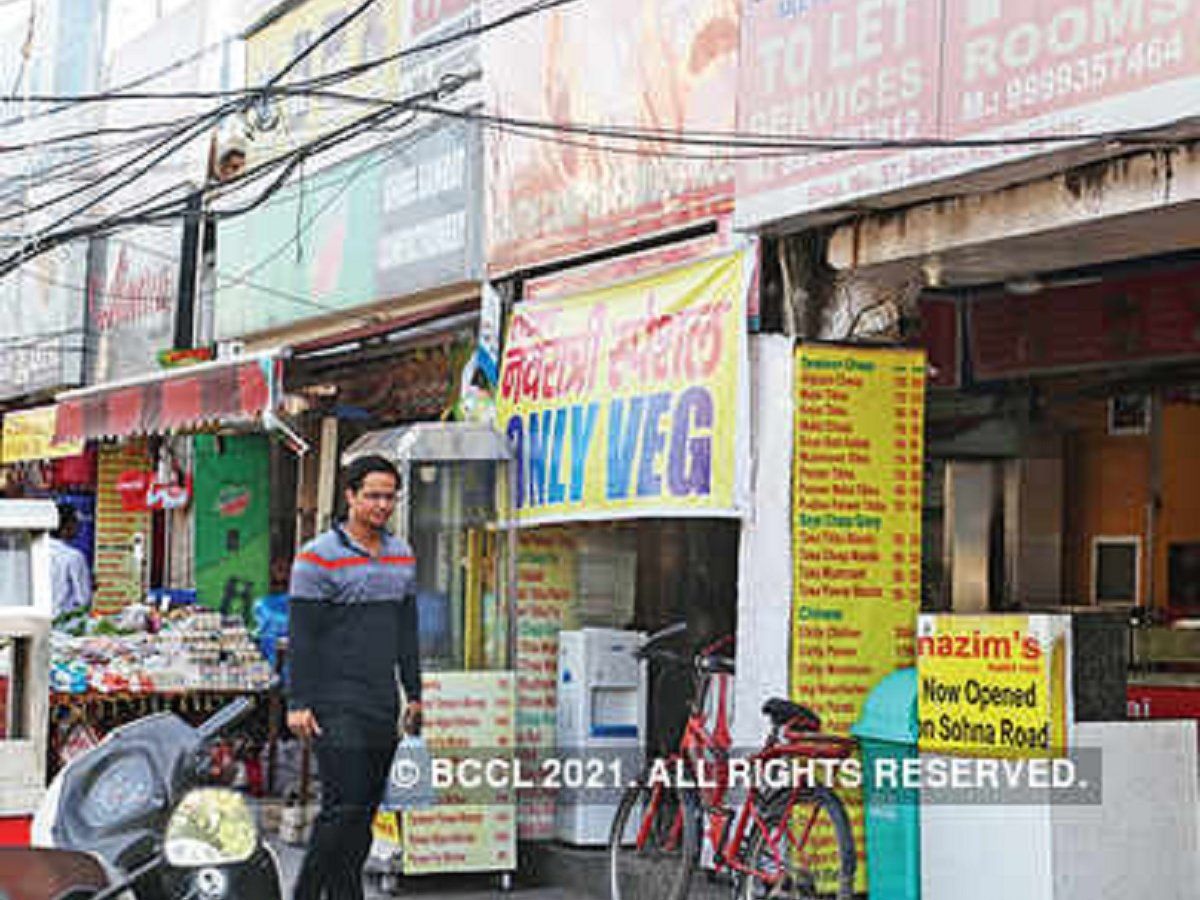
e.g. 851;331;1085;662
50;502;91;617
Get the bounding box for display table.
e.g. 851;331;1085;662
46;606;277;779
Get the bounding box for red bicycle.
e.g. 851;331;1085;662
608;623;857;900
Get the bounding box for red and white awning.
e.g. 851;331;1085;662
55;352;285;442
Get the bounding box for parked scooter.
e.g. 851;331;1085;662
0;697;282;899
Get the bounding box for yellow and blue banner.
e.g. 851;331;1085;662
498;251;751;526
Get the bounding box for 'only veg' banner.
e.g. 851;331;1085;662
498;251;750;525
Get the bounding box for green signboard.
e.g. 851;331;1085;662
214;121;482;340
194;434;270;621
215;156;383;339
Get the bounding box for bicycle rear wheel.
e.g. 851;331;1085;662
737;787;855;900
608;780;699;900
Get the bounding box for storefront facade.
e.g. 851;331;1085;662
731;3;1200;894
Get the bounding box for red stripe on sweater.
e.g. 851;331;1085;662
296;552;414;569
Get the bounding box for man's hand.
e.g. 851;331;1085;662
288;708;322;740
403;701;423;736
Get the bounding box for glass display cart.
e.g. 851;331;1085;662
342;422;518;887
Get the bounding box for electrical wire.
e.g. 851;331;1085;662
265;0;380;89
0;74;476;278
0;129;177;212
0;108;222;155
0;95;474;348
0;108;431;349
0;123;221;228
421;103;1187;153
0;98;238;249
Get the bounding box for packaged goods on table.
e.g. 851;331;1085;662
50;605;273;695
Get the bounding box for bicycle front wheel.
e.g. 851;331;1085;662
608;780;699;900
737;787;855;900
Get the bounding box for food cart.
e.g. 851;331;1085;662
343;422;519;888
0;500;57;846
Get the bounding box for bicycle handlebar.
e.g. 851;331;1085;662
642;621;687;648
634;622;686;659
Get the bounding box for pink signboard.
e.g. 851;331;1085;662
943;0;1199;135
737;0;1200;229
736;0;942;226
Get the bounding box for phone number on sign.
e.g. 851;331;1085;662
960;31;1186;123
429;757;633;791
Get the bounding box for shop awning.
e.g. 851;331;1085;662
342;422;513;465
54;351;286;442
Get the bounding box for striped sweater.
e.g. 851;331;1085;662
287;524;421;726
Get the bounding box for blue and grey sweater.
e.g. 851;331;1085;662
287;524;421;726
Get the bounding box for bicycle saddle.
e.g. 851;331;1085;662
762;697;821;731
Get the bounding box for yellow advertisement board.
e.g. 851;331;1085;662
1;405;83;464
497;252;750;526
790;344;926;893
917;614;1072;757
791;345;926;733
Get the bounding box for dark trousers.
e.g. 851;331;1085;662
294;715;396;900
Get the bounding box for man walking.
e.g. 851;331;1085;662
287;455;422;900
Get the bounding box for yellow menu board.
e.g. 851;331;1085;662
791;344;926;733
917;614;1072;758
791;344;926;893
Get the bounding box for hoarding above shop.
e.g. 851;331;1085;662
736;0;1200;230
215;120;482;340
483;0;739;274
88;230;182;384
1;406;83;465
496;251;752;526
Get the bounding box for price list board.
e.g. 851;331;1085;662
514;530;578;838
401;672;517;874
791;345;926;735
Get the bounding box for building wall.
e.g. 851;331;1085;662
1064;399;1200;608
1157;402;1200;610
